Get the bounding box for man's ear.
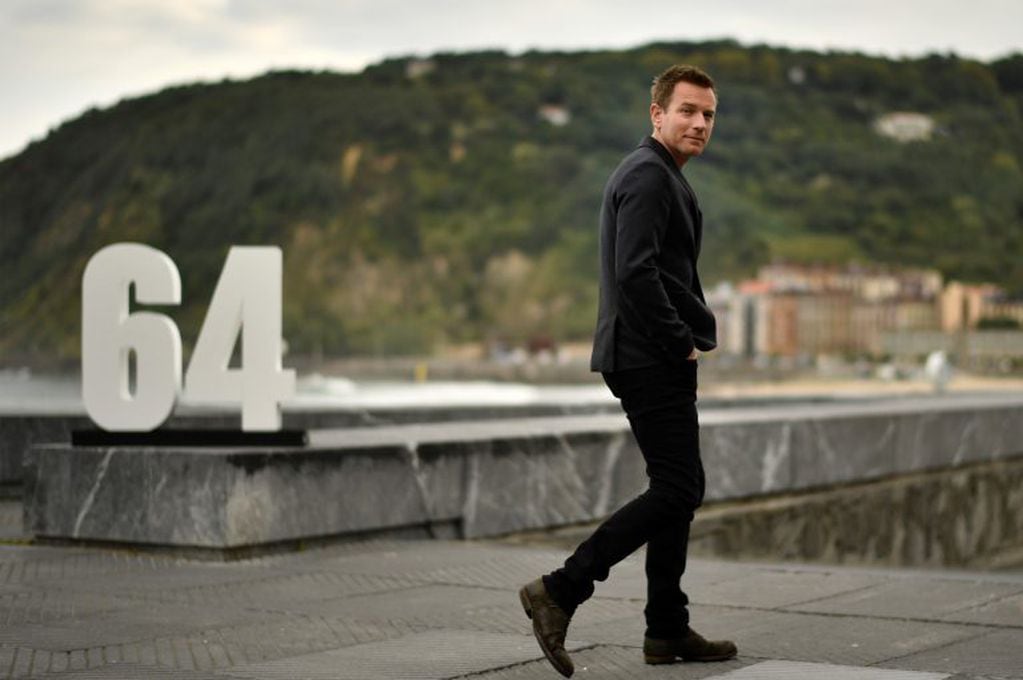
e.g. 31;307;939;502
650;102;662;131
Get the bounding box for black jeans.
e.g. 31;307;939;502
543;362;705;639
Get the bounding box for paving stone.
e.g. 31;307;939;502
732;612;978;666
194;615;377;669
274;583;509;623
0;549;173;587
274;581;643;641
216;629;586;679
26;561;281;597
692;569;883;609
372;543;735;603
468;644;754;679
319;541;534;576
789;580;1023;620
691;605;819;639
125;570;418;610
568;603;788;648
0;645;116;678
104;613;428;672
322;541;660;598
574;605;978;668
707;660;950;679
0;538;1019;679
940;592;1023;628
347;548;574;590
323;543;757;601
24;662;217;678
0;601;261;650
438;549;764;601
0;587;138;626
676;558;776;588
880;629;1023;677
216;538;423;575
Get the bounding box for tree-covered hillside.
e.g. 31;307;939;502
2;41;1022;364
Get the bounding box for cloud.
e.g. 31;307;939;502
0;0;369;158
1;0;1021;159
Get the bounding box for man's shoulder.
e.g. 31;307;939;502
619;141;668;169
610;146;673;192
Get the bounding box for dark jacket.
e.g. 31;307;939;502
590;136;717;372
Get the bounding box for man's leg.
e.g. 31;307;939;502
520;364;698;677
524;362;734;668
645;518;691;637
543;364;702;624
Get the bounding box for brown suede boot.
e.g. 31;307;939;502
643;627;737;664
519;578;574;677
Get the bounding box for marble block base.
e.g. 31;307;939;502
4;403;624;488
25;417;644;548
24;394;1023;549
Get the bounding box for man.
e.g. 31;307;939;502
519;65;736;677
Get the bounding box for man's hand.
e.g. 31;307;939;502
687;348;699;361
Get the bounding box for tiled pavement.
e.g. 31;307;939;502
0;537;1021;679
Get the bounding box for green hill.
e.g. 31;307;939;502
2;41;1022;364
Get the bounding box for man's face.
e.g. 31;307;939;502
650;81;717;166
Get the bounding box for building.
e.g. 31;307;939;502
718;263;1023;365
873;112;936;142
940;282;1004;331
724;263;944;359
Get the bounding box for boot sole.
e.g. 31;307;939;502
519;586;574;678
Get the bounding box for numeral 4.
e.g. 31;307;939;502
184;247;295;430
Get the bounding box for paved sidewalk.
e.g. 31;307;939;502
1;538;1021;679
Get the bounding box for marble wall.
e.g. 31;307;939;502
700;396;1023;500
24;394;1023;549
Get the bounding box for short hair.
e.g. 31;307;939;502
651;65;716;109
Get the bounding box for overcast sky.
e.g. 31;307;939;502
2;0;1022;161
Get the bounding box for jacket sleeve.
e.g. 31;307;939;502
613;163;696;362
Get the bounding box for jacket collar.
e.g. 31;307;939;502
639;136;703;253
640;135;697;200
640;135;683;174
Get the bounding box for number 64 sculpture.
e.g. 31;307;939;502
81;244;296;432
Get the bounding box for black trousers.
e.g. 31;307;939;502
543;362;705;639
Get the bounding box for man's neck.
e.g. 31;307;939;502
650;132;689;168
650;132;691;168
